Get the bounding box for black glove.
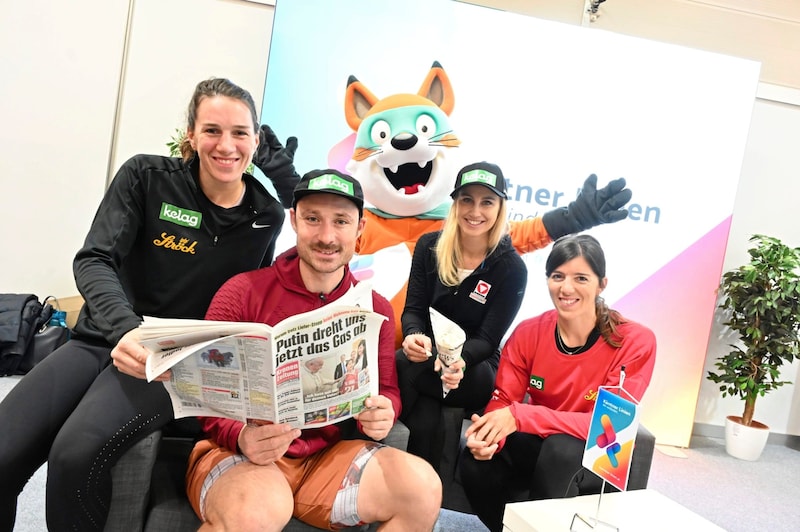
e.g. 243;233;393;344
542;174;632;240
253;124;300;208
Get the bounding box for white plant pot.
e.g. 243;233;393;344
724;415;769;461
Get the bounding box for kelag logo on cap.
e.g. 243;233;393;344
460;169;498;188
308;174;354;196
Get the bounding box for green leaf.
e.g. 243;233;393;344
709;234;800;418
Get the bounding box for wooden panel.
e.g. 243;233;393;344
592;0;800;88
457;0;585;24
687;0;800;23
468;0;800;89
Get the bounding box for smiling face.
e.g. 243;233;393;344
290;193;366;291
186;95;258;188
454;184;501;239
547;255;607;322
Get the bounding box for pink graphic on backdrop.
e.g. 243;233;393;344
613;217;731;338
328;134;356;173
611;217;733;444
349;254;375;282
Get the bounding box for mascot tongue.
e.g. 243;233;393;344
401;184;423;194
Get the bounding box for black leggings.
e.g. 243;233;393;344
459;432;590;532
0;337;173;531
396;348;496;466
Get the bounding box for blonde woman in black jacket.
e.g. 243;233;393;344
396;161;527;467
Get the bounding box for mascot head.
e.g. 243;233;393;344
344;61;460;217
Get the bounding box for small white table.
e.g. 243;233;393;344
502;489;725;531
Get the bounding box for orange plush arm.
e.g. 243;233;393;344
508;217;553;254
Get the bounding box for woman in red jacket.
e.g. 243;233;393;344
459;234;657;532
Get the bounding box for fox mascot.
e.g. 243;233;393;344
340;61;631;346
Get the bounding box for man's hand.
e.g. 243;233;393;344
111;328;171;381
541;174;632;239
355;395;395;441
252;124;300;207
435;356;466;390
402;333;433;363
238;420;301;466
464;409;516;460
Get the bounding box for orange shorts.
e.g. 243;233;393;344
186;438;382;530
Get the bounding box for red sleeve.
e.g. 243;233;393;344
198;273;255;450
373;293;401;420
479;325;534;452
485;323;534;415
199;416;245;452
204;272;254;322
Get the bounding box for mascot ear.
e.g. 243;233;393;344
345;75;379;131
418;61;454;116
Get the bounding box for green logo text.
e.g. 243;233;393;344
461;169;498;188
308;174;354;196
160;203;202;229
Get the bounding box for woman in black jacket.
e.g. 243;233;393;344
0;77;299;531
396;161;528;467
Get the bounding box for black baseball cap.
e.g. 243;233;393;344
292;169;364;215
450;161;508;200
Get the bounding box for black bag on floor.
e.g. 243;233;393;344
17;297;71;374
0;294;44;376
0;294;70;376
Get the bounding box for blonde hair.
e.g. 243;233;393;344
435;195;508;287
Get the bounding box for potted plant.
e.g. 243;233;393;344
707;234;800;460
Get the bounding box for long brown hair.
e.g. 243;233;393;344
545;234;626;347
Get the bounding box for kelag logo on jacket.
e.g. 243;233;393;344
160;203;202;229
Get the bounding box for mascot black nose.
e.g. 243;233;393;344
391;133;418;151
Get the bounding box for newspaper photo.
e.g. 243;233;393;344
138;283;387;429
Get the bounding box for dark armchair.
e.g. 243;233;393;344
105;419;422;532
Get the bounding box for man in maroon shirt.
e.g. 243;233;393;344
185;169;441;531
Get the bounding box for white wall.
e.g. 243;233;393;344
0;0;274;298
110;0;274;175
1;0;798;438
0;0;130;297
696;95;800;436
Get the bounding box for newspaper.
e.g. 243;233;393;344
138;282;386;429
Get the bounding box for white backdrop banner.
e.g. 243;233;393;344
258;0;761;446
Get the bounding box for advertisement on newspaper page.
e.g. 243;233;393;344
138;283;385;429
